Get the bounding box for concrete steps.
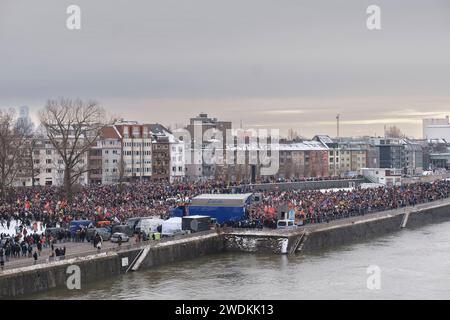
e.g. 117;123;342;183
131;246;151;271
401;211;410;228
288;232;307;255
125;246;150;273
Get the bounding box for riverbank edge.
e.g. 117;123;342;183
1;198;450;299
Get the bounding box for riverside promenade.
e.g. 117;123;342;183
2;197;450;298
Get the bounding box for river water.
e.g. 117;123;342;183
30;221;450;300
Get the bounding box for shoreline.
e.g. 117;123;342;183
2;198;450;299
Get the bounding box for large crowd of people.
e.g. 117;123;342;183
1;178;450;269
247;180;450;226
0;180;248;231
1;179;450;231
0;226;66;270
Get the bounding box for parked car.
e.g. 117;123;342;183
276;219;297;230
0;236;11;246
69;220;94;236
126;217;143;233
111;224;134;237
86;227;112;242
45;227;67;238
110;232;130;243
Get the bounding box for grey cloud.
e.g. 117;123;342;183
1;0;450;138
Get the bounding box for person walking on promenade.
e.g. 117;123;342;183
33;251;38;265
97;239;102;252
0;247;5;271
117;234;123;248
37;240;42;256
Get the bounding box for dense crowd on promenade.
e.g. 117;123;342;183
247;180;450;226
0;178;449;231
0;227;67;270
1;177;450;269
1;177;352;228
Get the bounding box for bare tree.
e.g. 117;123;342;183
39;98;114;202
0;109;29;198
287;128;298;141
117;153;127;189
385;125;404;138
17;125;47;187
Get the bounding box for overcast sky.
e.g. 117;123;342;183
1;0;450;138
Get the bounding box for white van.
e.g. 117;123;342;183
277;219;297;230
135;218;164;235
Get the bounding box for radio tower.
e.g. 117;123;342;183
336;114;340;139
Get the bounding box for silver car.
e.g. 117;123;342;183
110;232;130;243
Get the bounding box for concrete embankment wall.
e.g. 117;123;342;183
138;232;224;269
301;214;404;253
407;202;450;228
223;200;450;255
302;201;450;253
0;252;122;299
0;231;223;299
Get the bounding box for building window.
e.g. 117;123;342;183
132;126;140;137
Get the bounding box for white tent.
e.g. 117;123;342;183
161;217;182;236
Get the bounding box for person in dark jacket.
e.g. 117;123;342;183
37;241;42;256
33;251;38;265
0;248;5;270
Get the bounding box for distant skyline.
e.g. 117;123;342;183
2;0;450;138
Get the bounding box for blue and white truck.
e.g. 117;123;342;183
171;193;254;225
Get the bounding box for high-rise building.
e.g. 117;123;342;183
423;116;450;141
183;113;232;180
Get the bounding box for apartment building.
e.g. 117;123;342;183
221;139;329;182
184;113;232;180
15;137;88;187
369;137;423;175
314;135;375;177
86;122;185;184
